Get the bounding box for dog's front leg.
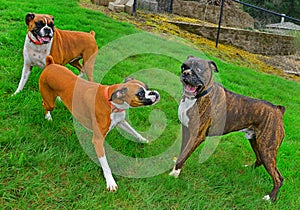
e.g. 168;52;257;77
170;125;191;177
13;64;32;95
117;120;149;143
92;133;118;191
170;122;209;178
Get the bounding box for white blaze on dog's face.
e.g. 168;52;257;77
26;13;54;44
110;79;160;110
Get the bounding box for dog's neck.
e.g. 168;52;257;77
27;32;43;45
104;86;125;113
194;86;213;99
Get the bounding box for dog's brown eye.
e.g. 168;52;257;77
35;21;44;27
136;90;145;99
181;64;190;72
48;22;54;28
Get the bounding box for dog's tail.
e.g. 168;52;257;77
45;55;55;66
90;30;96;37
277;105;286;116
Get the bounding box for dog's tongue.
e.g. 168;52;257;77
185;85;197;93
38;36;50;43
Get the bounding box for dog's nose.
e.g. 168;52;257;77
182;69;191;75
150;91;159;98
147;91;160;103
44;28;52;36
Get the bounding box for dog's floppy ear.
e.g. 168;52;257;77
110;87;128;101
124;77;134;83
25;13;35;25
208;61;219;73
187;55;195;59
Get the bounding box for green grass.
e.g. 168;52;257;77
1;0;300;209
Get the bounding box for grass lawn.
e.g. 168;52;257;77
1;0;300;209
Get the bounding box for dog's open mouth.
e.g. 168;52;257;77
37;35;52;43
183;83;202;97
184;84;197;94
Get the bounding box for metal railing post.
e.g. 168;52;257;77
216;0;225;48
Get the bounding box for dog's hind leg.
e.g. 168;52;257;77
241;128;262;168
259;146;284;202
41;94;56;121
82;50;97;82
92;127;118;192
248;137;263;168
257;113;284;202
40;84;57;121
69;58;83;77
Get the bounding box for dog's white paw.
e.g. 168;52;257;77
139;136;149;144
263;195;271;201
12;89;21;96
169;166;181;178
45;112;52;121
106;178;118;192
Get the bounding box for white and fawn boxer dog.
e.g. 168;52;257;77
170;56;285;202
39;55;160;191
13;13;98;95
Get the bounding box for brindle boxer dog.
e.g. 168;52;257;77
170;56;285;202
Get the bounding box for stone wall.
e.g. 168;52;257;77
92;0;114;6
171;21;296;55
172;0;254;29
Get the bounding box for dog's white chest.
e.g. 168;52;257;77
178;97;196;127
109;111;126;130
24;36;53;69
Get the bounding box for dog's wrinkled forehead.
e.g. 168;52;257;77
124;77;148;89
25;13;54;27
181;56;219;75
182;57;208;73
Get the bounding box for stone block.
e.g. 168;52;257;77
114;0;129;5
125;0;134;15
108;2;125;12
138;0;158;13
94;0;115;6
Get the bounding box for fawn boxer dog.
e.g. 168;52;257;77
13;13;98;95
39;56;160;191
170;56;285;202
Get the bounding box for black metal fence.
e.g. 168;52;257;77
216;0;300;47
232;0;300;27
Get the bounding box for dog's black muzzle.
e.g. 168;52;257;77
143;91;160;105
180;69;204;88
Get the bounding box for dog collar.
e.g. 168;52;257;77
104;86;125;113
27;33;43;45
195;86;213;99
